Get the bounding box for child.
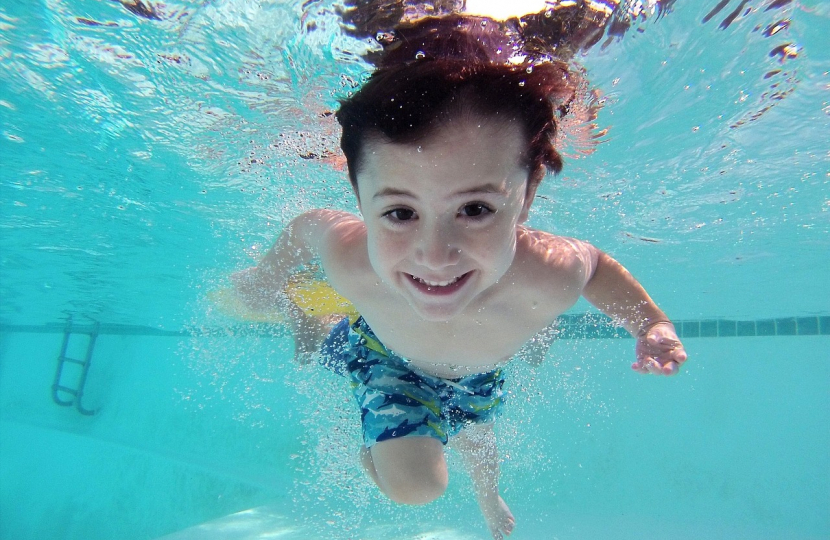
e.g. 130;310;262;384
233;15;688;540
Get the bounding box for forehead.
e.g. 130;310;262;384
357;115;528;197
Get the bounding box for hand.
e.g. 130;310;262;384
632;321;687;376
231;267;339;364
230;267;285;312
229;267;262;307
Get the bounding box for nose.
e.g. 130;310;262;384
413;219;461;270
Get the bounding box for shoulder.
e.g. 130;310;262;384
295;209;361;232
292;209;364;252
287;209;367;272
514;227;598;293
308;211;374;294
309;210;365;255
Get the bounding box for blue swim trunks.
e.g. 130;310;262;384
320;316;506;448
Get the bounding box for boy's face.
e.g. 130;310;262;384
356;115;535;321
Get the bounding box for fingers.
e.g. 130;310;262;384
490;522;514;540
632;358;660;374
631;356;682;376
631;360;649;374
636;325;688;376
659;360;679;376
505;515;516;536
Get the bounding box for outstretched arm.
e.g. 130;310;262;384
582;249;688;375
231;209;346;311
230;210;354;363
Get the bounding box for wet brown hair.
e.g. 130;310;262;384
336;15;580;190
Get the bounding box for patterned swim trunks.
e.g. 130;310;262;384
320;316;506;448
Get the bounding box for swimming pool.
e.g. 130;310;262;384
1;1;828;539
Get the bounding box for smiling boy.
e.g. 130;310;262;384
233;57;687;539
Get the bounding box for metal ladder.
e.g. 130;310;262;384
51;317;99;415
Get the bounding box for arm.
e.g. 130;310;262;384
230;210;351;363
231;209;346;311
582;248;688;375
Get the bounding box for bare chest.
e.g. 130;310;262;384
356;293;558;377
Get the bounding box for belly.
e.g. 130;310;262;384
358;306;546;378
406;357;508;379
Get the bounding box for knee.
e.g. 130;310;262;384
381;467;448;505
369;437;448;505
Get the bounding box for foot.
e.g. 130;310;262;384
479;494;515;539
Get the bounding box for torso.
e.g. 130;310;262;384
319;214;592;378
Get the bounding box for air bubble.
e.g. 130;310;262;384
415;51;426;60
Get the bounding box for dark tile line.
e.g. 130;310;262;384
1;315;828;339
555;314;830;339
676;316;829;338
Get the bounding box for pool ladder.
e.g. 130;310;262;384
52;317;98;416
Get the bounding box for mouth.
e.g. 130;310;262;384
405;271;473;296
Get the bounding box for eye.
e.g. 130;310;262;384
384;208;416;221
459;203;494;218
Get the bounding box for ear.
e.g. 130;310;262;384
519;179;539;224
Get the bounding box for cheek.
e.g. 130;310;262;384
488;232;517;262
475;215;518;249
367;229;406;272
468;222;518;268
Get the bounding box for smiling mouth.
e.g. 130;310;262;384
406;271;472;295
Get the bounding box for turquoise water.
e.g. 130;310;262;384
1;1;828;539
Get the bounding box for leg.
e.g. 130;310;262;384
344;319;451;504
358;436;448;505
451;423;515;539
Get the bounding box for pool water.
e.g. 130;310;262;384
1;1;828;539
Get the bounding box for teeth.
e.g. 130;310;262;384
414;275;461;287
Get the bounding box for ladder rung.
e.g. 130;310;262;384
54;385;79;396
53;321;99;415
59;356;87;366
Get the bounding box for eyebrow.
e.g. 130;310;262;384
372;183;508;200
